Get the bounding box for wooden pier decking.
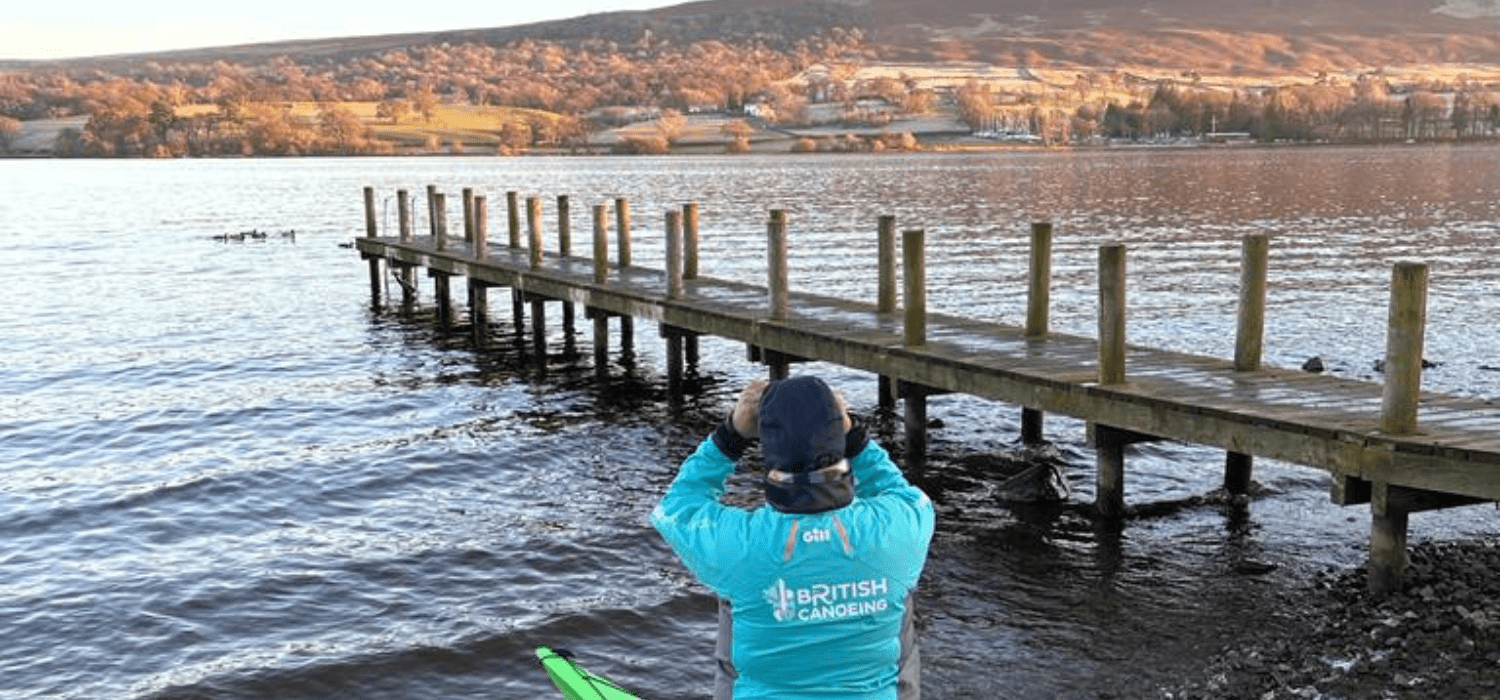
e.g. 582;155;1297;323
355;187;1499;595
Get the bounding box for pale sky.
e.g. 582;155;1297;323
1;0;676;60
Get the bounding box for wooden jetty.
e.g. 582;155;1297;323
356;186;1499;596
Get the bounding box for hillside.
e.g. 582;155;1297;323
8;0;1500;75
7;0;1500;157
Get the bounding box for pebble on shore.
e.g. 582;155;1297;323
1157;539;1500;700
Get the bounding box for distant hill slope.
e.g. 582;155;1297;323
6;0;1500;74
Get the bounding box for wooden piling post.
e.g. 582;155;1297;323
1095;424;1128;519
902;229;928;474
592;204;611;378
473;196;489;260
426;185;438;237
396;189;416;304
471;195;489;347
666;210;684;298
433;192;448;252
363;187;377;237
1098;244;1127;385
1369;483;1410;597
432;192;451;325
1226;233;1270;494
527;197;544;269
613;198;635;362
558;196;576;356
682;202;701;367
1367;262;1428;595
615;198;632;267
1022;222;1054;443
397;190;413;243
683;203;700;280
1095;244;1128;519
876;215;898;410
1382;262;1429;435
557;196;572;256
507;191;521;249
363;187;380;300
531;296;547;370
903;229;926;348
768;210;790;320
463;188;474;244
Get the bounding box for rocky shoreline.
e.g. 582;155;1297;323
1157;538;1500;700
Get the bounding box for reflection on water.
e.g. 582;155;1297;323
0;146;1496;700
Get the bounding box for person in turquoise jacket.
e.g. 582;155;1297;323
652;375;936;700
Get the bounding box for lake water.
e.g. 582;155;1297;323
2;146;1498;700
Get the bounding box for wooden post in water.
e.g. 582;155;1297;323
903;228;928;474
666;210;684;299
470;195;489;347
397;190;413;243
1382;262;1428;435
463;188;474;244
527;196;544;269
558;196;576;357
902;229;926;349
1095;243;1128;519
1022;221;1053;444
664;209;686;397
615;198;634;364
397;189;416;305
1226;234;1270;495
877;215;898;410
525;196;547;369
431;192;452;326
682;202;701;370
766;210;791;379
1369;261;1429;596
506;191;522;249
591;204;611;378
363;187;381;300
615;198;633;267
683;203;700;279
506;191;524;341
426;185;438;237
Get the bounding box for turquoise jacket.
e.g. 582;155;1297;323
652;436;935;700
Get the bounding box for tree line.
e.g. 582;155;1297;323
3;27;1499;157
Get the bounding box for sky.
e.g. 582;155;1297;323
1;0;676;60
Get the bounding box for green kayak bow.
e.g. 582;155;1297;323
535;646;642;700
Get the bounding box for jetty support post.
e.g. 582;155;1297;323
663;210;689;397
682;203;701;368
1094;243;1128;519
429;192;453;327
469;195;490;347
903;228;928;475
507;191;525;341
396;189;416;306
1367;261;1430;595
362;187;382;301
765;210;791;380
876;215;899;410
1226;234;1270;495
526;196;547;369
463;188;474;244
1022;221;1053;444
589;204;612;378
558;196;576;355
615;198;635;365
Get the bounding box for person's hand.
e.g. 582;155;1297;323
730;380;768;438
832;388;852;433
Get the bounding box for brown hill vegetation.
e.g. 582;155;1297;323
4;0;1500;157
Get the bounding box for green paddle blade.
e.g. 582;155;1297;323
535;646;643;700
